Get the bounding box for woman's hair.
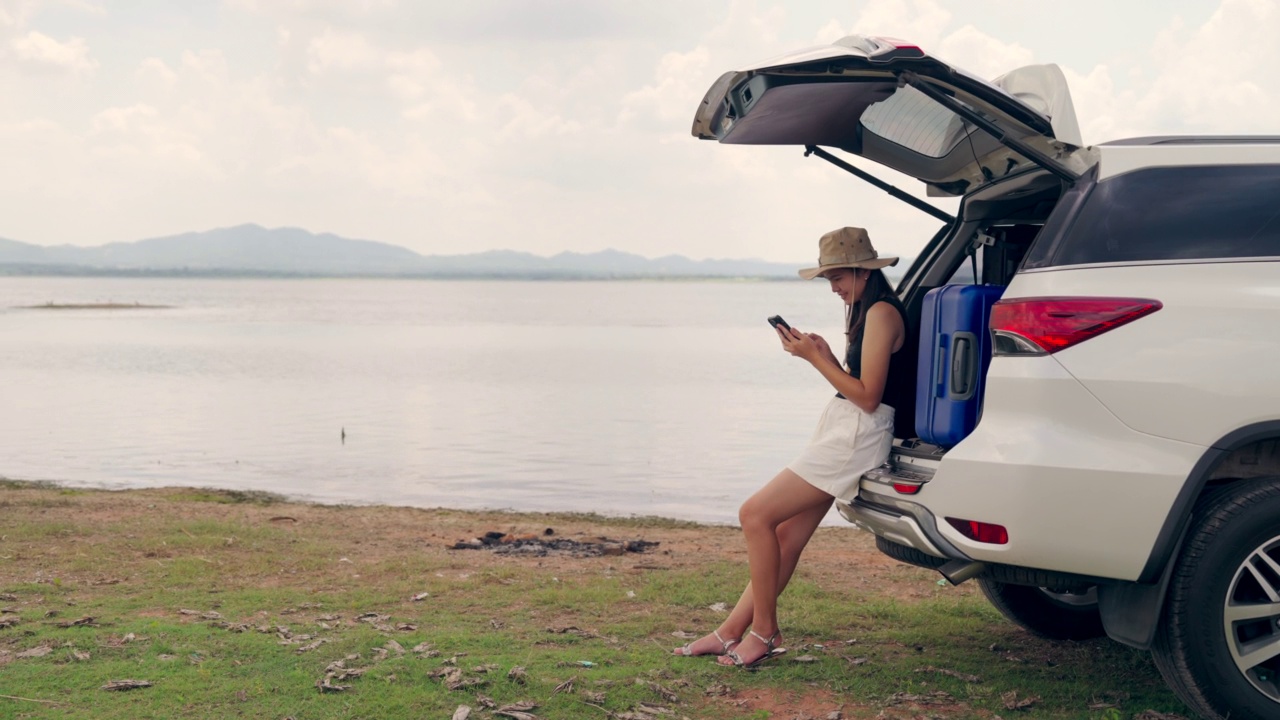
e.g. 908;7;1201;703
845;268;896;349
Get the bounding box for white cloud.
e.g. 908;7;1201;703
812;19;847;45
55;0;104;16
299;31;481;122
293;125;453;200
384;48;460;114
618;46;710;127
135;57;177;88
0;119;93;206
0;0;104;32
1061;64;1122;147
91;103;157;133
1135;0;1280;134
935;24;1034;80
0;0;36;30
1053;0;1280;145
385;72;421;101
305;28;381;74
846;0;953;51
702;1;788;60
89;103;206;165
393;57;478;121
728;2;787;47
181;49;230;84
10;30;96;75
496;93;582;140
225;0;397;17
384;47;438;78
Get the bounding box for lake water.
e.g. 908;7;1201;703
0;277;861;525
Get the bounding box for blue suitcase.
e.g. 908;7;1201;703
915;284;1005;447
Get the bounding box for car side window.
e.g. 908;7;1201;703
1048;164;1280;266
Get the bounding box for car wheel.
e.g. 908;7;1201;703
978;578;1105;640
1152;477;1280;720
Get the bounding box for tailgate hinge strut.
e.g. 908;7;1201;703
803;145;955;225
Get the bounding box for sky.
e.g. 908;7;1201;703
1;0;1276;263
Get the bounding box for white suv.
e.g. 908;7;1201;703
692;35;1280;720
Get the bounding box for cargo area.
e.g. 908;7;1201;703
891;168;1067;453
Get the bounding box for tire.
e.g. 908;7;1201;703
875;536;948;570
1152;477;1280;720
978;578;1105;641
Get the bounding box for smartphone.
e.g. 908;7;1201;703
767;315;791;332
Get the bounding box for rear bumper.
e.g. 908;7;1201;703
836;493;967;562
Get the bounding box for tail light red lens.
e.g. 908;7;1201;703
945;517;1009;545
872;36;924;53
989;297;1162;355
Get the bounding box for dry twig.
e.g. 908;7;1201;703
0;694;60;705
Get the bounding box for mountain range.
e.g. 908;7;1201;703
0;224;818;280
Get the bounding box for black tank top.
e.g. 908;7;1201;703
837;296;917;439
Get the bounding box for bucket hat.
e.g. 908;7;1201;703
798;227;899;280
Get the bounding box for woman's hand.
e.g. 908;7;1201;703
808;333;833;359
777;326;821;362
808;333;841;368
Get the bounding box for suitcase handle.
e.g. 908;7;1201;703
949;332;978;401
933;335;948;397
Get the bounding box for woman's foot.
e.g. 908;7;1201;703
672;629;739;657
717;629;786;667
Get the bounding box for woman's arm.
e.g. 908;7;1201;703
780;302;904;414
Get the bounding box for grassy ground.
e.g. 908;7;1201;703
0;482;1191;719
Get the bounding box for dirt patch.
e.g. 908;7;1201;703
715;686;850;718
450;530;661;557
714;686;1002;720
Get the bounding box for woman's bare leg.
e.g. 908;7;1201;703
721;494;830;629
717;469;833;665
674;471;831;657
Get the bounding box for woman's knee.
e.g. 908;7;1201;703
738;495;773;532
739;470;829;533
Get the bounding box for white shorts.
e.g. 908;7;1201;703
787;396;895;501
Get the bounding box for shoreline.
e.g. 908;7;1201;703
0;477;732;530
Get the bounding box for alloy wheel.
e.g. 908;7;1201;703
1224;533;1280;703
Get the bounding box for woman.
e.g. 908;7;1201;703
673;226;909;668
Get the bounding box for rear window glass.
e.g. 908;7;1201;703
860;86;970;158
1043;164;1280;266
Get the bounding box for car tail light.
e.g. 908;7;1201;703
989;297;1162;355
892;482;922;495
872;36;921;51
868;36;925;58
945;517;1009;545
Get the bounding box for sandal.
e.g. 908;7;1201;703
673;629;739;657
717;629;786;668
